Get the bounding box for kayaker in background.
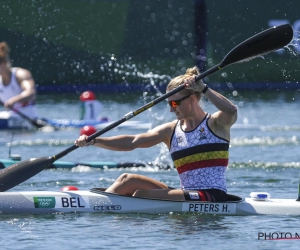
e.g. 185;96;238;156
0;41;38;119
75;66;237;202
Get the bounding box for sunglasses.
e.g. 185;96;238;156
168;94;192;108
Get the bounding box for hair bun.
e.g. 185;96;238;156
185;66;200;76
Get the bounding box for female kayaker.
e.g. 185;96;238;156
75;66;237;202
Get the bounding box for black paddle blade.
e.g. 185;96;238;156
0;157;53;192
220;24;293;67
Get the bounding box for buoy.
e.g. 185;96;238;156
80;91;96;101
80;125;97;136
60;186;79;191
79;90;102;120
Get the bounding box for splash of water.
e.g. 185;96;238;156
286;30;300;56
136;71;174;167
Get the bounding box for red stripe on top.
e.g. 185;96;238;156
177;159;228;174
198;191;206;201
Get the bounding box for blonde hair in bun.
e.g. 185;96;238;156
166;66;203;100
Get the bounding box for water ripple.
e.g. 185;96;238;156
7;135;299;147
231;136;299;146
229;161;300;169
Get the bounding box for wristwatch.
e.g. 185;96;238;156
201;84;209;93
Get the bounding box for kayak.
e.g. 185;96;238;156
0;116;259;130
0;188;299;215
0;116;152;130
0;110;259;131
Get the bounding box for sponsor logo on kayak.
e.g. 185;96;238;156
182;202;236;214
93;205;122;211
34;197;56;208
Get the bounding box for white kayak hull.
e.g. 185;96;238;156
0;188;299;215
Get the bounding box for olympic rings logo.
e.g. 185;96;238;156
39;201;51;206
34;197;56;208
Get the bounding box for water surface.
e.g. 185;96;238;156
0;90;300;249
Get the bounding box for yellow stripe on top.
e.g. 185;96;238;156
173;151;229;169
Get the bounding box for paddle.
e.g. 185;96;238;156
0;24;293;192
0;100;52;129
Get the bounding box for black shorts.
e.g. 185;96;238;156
183;189;227;202
168;187;227;202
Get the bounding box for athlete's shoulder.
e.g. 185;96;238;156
15;67;33;81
